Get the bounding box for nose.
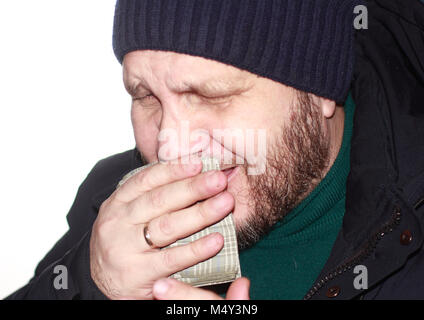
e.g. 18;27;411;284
156;100;211;163
155;93;240;166
157;117;240;166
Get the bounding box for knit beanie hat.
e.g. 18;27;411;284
113;0;359;103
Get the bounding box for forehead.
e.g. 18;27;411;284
123;50;253;88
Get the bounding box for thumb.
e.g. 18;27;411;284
226;277;250;300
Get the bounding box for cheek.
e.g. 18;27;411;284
131;107;161;162
217;100;285;164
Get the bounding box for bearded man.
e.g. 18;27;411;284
7;0;424;300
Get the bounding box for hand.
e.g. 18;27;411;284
89;160;235;299
153;277;251;300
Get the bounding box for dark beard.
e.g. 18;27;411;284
236;91;331;250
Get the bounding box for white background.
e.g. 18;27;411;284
0;1;135;298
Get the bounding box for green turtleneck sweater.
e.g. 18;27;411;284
239;94;355;300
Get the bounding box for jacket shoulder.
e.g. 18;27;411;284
66;148;142;231
87;148;142;190
30;148;142;277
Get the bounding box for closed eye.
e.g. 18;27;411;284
132;94;161;110
133;94;155;102
187;92;232;105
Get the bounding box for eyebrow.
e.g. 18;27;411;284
126;76;253;98
178;78;252;97
126;80;149;98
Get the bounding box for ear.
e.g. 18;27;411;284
317;97;337;119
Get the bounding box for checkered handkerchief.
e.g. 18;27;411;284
117;157;241;287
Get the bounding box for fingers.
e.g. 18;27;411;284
114;161;202;203
126;170;229;224
153;278;223;300
152;277;251;300
146;233;224;279
145;191;234;248
226;278;251;300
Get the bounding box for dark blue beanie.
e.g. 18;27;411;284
113;0;359;103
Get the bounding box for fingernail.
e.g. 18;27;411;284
211;192;230;211
154;279;170;296
206;171;225;189
185;162;201;174
206;234;223;249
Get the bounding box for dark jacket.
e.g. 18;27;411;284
6;0;424;300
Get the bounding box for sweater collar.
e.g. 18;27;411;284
250;94;355;246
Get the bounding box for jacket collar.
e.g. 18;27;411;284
306;0;424;299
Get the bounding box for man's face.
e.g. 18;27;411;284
123;50;332;249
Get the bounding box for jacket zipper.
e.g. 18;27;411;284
303;206;402;300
